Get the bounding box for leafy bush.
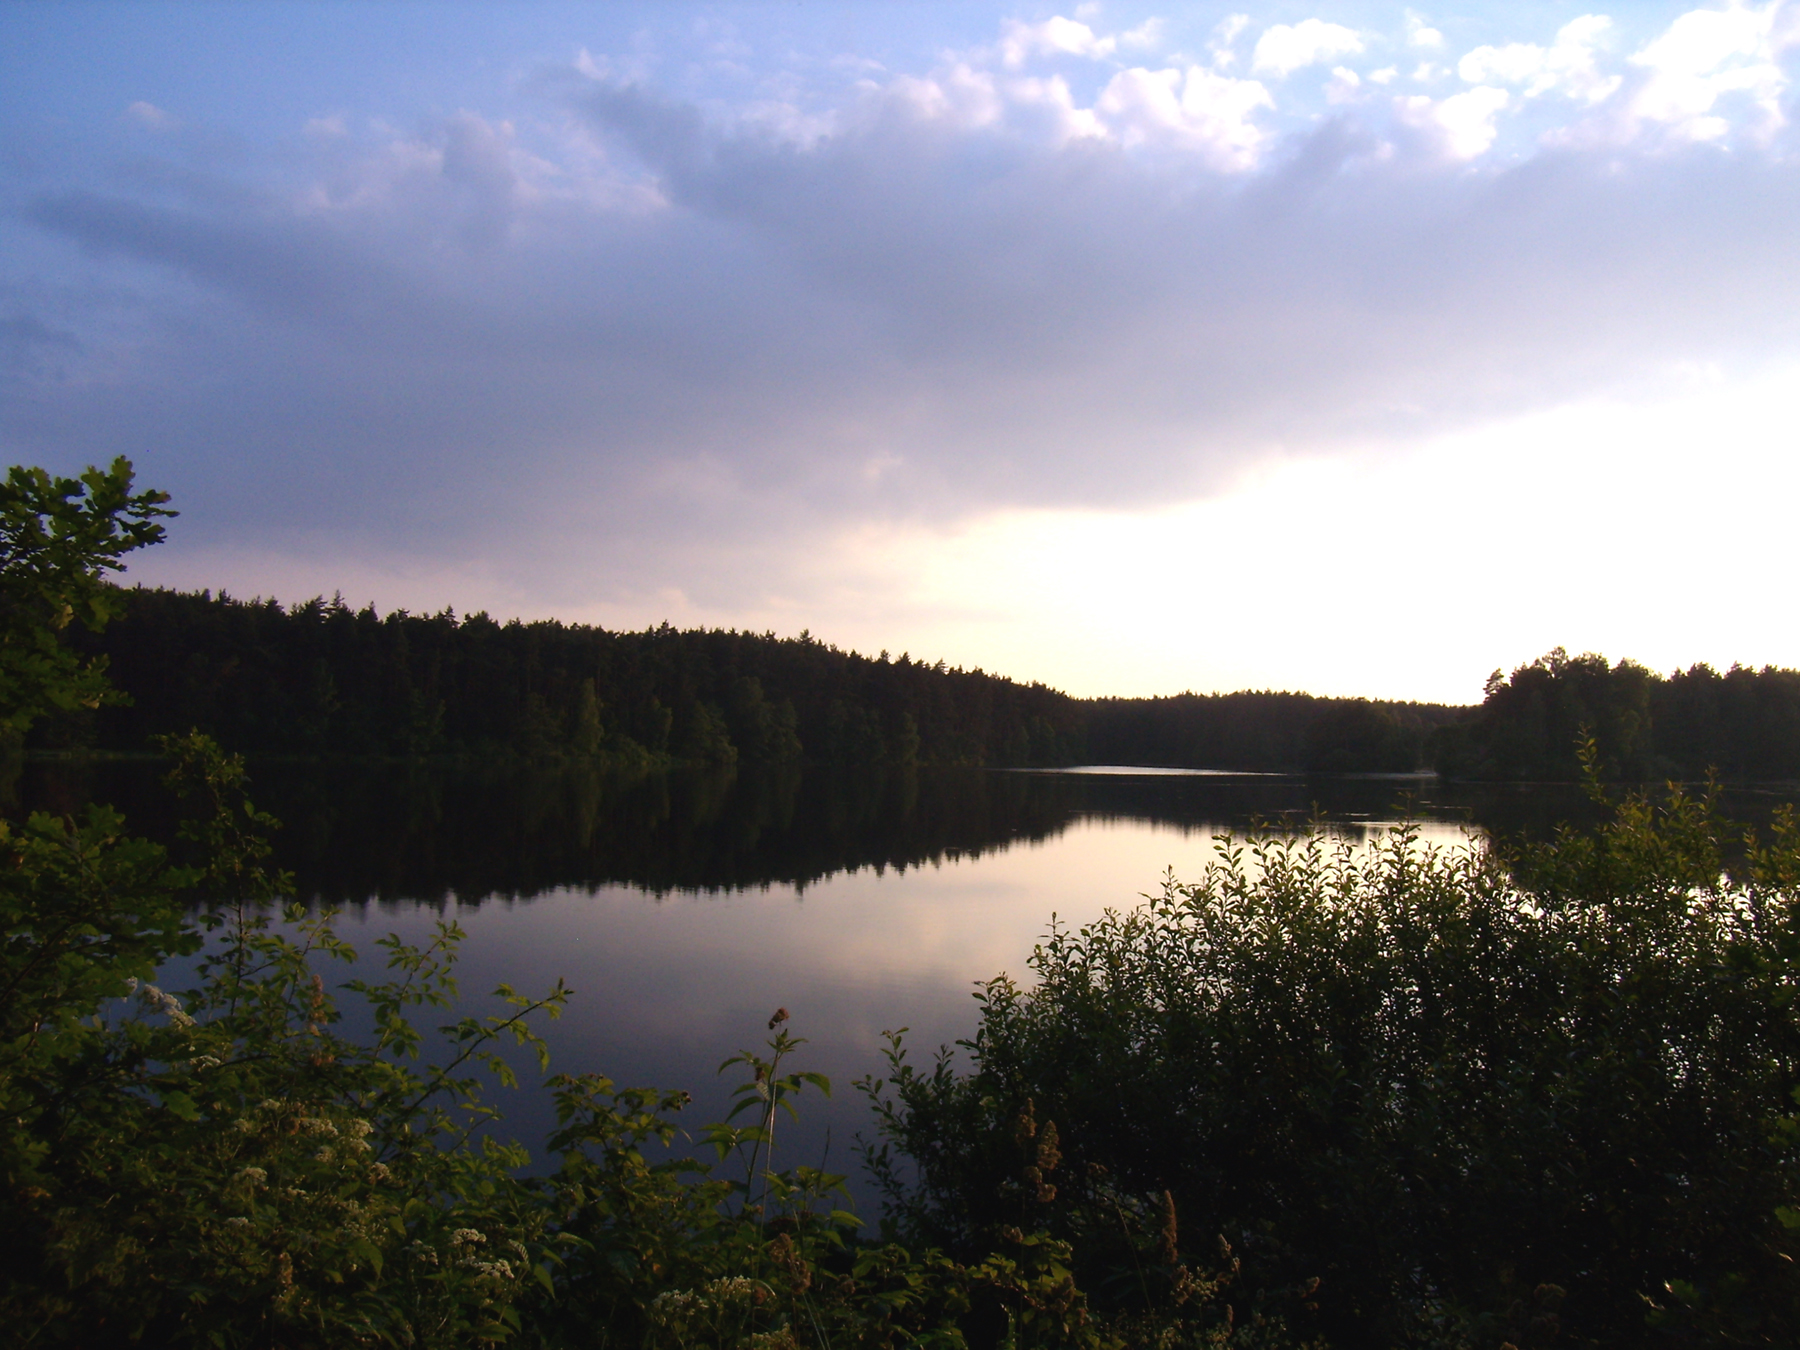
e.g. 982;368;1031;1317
861;780;1800;1346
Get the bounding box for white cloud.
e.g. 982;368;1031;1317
1406;12;1445;49
1004;74;1109;143
1625;1;1787;143
1208;14;1252;69
1325;66;1363;105
1397;85;1510;158
1096;65;1273;165
124;101;178;131
1116;18;1166;53
889;64;1005;129
998;13;1164;69
1459;43;1547;86
1458;15;1620;105
1251;19;1363;78
1000;15;1115;67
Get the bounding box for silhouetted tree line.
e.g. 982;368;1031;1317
40;587;1467;771
1085;691;1457;773
1434;647;1800;781
49;588;1085;766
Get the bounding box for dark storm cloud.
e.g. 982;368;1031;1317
5;50;1800;603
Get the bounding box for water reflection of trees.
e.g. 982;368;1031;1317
11;759;1797;907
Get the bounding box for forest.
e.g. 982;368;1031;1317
1433;647;1800;781
44;585;1458;773
32;588;1800;783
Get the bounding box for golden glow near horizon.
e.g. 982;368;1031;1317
131;359;1800;706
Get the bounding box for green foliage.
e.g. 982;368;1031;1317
572;677;605;757
862;799;1800;1346
5;731;571;1345
1436;646;1800;781
0;458;172;736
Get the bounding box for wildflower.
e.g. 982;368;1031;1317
225;1216;251;1230
366;1162;392;1184
137;983;196;1028
314;1147;334;1163
451;1228;487;1246
346;1119;374;1139
236;1167;268;1186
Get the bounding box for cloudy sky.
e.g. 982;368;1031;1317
4;1;1798;702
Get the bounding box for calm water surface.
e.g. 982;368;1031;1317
19;759;1789;1209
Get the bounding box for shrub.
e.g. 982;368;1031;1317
862;782;1800;1347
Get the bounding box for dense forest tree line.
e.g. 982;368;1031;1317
1433;647;1800;781
43;586;1462;771
1086;690;1457;773
51;587;1082;766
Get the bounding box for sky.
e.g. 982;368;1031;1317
3;1;1799;704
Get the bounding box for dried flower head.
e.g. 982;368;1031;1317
1159;1189;1180;1267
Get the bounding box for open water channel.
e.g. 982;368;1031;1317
18;758;1791;1213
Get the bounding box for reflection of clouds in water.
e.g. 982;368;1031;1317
330;814;1480;1204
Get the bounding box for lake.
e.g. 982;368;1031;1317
14;757;1790;1213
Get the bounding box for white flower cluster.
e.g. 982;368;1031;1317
650;1275;768;1327
125;978;195;1028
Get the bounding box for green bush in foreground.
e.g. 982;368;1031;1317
863;772;1800;1347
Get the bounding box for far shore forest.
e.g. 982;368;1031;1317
35;585;1800;782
